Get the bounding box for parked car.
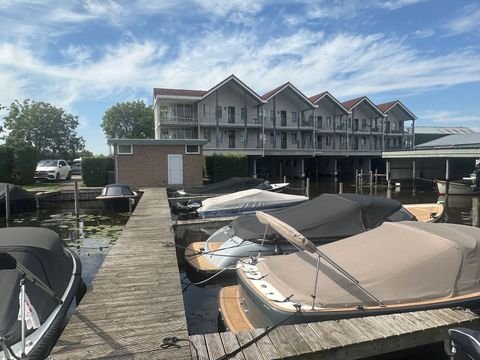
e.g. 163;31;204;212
34;159;71;181
69;159;82;175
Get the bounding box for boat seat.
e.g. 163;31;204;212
448;328;480;359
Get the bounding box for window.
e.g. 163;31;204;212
185;145;200;154
270;110;275;122
117;144;133;154
241;107;246;122
292;133;297;144
326;136;331;146
317;115;322;129
292;112;297;123
160;106;168;121
361;137;366;146
203;129;211;142
327;117;331;128
216;106;222;119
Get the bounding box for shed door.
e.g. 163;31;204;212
168;155;183;185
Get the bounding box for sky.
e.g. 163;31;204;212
1;0;480;154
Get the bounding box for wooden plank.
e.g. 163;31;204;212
293;323;326;352
189;334;210;360
205;333;226;359
251;328;280;360
309;320;351;347
279;325;313;355
219;331;245;360
236;330;265;360
266;327;297;358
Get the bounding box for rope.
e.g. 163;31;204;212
217;306;301;360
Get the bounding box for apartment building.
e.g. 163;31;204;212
153;75;416;178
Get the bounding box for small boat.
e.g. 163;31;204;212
0;227;85;360
436;179;479;195
96;184;138;210
219;212;480;332
185;194;443;275
172;177;274;197
180;189;308;219
0;183;35;216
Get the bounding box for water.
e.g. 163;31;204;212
1;203;130;287
179;178;480;338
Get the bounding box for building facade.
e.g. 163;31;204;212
154;75;416;178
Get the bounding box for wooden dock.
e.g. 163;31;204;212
189;307;480;360
50;188;191;359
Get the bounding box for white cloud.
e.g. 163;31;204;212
418;110;480;124
412;28;435;38
445;3;480;35
192;0;263;17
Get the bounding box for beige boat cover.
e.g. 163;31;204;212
255;221;480;307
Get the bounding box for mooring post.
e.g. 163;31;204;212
369;170;373;195
445;158;450;196
473;197;479;227
306;177;310;198
412;159;416;193
5;184;10;222
355;169;358;193
283;175;286;184
74;181;79;216
339;182;343;194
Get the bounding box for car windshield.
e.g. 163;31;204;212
38;160;58;167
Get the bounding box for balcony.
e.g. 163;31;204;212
160;115;198;126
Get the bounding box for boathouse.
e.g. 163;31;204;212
108;138;207;187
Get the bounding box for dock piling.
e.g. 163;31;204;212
74;181;79;216
5;184;10;222
473;197;479;227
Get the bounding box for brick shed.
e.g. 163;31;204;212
108;139;208;187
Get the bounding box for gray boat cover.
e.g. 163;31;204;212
0;183;34;201
0;227;72;345
254;221;480;307
198;189;308;215
231;193;407;244
179;177;270;195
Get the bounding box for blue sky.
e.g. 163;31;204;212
1;0;479;154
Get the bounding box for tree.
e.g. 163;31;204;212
101;100;154;139
2;99;85;159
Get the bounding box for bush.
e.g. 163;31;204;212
81;156;114;186
0;146;14;183
13;145;37;184
205;154;248;182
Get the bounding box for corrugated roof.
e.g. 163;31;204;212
415;133;480;149
153;88;207;98
414;126;475;135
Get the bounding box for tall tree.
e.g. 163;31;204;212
101;100;154;139
2;99;85;158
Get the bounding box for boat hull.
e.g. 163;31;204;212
223;279;480;332
436;179;479;195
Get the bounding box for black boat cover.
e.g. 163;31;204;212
231;193;411;244
0;227;73;346
179;177;270;195
0;183;34;201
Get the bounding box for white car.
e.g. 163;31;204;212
34;159;72;181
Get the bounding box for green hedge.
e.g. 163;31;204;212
0;146;14;183
13;145;37;184
81;156;114;186
205;154;248;182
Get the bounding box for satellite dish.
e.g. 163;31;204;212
256;211;317;253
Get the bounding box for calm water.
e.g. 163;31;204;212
179;177;480;346
1;202;130;287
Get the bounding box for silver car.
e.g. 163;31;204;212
34;160;72;181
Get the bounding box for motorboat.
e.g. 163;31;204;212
0;227;85;360
219;212;480;332
170;178;290;214
172;177;275;197
96;184;139;211
185;194;444;275
436;179;479;195
178;189;308;219
0;183;35;216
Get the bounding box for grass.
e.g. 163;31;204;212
23;182;63;192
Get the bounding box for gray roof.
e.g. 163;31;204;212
415;133;480;149
414;126;475;135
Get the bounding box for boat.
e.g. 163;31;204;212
436;179;479;195
0;183;36;216
0;227;85;360
179;188;308;219
185;194;444;275
172;177;275;197
219;212;480;332
96;184;139;210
